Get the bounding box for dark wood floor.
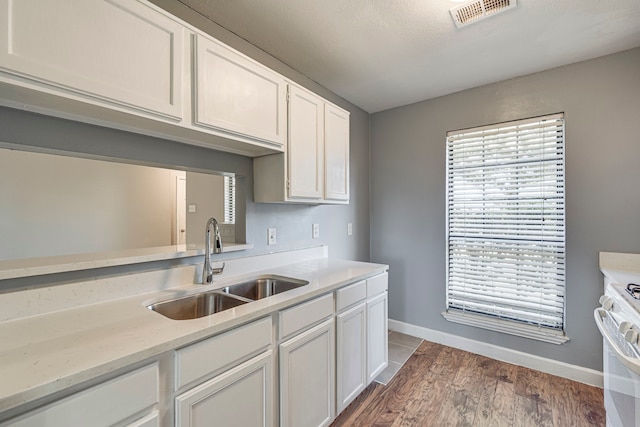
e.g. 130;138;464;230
331;341;605;426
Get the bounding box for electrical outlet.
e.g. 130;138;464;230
267;228;277;246
188;204;197;213
312;223;319;239
347;223;353;236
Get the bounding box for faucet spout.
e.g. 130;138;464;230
202;217;224;284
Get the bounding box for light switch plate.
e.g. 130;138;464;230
347;223;353;236
267;228;277;246
312;223;319;239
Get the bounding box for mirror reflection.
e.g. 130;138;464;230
0;148;237;261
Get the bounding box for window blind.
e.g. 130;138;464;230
445;113;566;340
223;176;236;224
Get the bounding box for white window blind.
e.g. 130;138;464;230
445;113;566;343
223;175;235;224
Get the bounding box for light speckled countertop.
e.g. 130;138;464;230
0;249;387;414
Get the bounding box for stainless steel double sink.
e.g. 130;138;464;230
148;275;309;320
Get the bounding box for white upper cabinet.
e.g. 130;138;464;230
193;34;287;147
0;0;346;161
324;103;350;202
253;85;350;204
0;0;185;121
288;84;324;200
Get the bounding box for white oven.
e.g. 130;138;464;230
595;281;640;427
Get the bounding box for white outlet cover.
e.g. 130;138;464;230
268;228;277;245
312;223;319;239
188;204;197;213
347;223;353;236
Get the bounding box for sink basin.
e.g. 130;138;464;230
219;275;309;300
148;292;249;320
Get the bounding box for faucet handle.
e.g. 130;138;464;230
212;262;225;275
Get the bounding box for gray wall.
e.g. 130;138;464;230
185;172;224;246
370;47;640;371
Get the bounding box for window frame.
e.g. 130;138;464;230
443;113;568;344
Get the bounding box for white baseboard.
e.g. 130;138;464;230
388;318;603;388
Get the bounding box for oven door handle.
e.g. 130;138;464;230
594;308;640;375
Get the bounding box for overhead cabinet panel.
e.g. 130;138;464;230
253;85;349;204
324;104;350;202
193;34;287;147
0;0;185;120
287;85;324;200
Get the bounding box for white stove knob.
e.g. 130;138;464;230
599;295;614;311
625;328;639;345
619;321;633;334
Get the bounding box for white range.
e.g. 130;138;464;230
596;252;640;427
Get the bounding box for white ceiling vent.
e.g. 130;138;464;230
450;0;517;29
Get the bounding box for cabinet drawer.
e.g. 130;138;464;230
367;273;388;298
175;317;272;390
279;293;333;340
336;280;366;312
8;363;158;427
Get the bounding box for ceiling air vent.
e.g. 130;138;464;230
450;0;517;29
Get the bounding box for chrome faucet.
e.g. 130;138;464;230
202;217;224;284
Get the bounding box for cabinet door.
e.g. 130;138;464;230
336;302;366;413
0;0;185;120
367;292;388;384
324;104;350;202
288;85;324;200
193;34;287;146
176;351;273;427
280;318;335;427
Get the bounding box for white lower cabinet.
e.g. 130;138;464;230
253;86;350;205
4;363;159;427
3;275;389;427
173;317;274;427
279;318;335;427
366;274;389;384
176;351;273;427
336;302;367;413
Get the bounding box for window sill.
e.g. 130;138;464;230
442;310;570;345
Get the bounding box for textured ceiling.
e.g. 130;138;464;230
177;0;640;113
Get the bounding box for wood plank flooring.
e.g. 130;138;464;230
331;341;605;427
